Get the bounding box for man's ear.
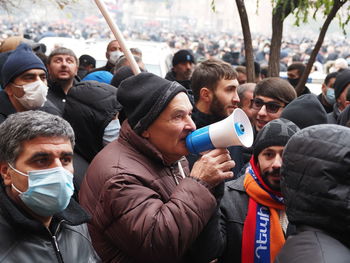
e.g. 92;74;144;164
141;130;150;139
199;87;213;103
4;85;13;96
0;163;12;186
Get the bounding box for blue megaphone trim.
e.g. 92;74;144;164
234;122;245;136
186;126;214;154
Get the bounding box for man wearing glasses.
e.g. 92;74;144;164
251;77;297;132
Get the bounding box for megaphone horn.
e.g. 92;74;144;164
186;108;253;154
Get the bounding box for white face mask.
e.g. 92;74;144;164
103;118;121;146
108;50;123;65
13;80;48;109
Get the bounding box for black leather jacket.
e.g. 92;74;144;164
0;184;100;263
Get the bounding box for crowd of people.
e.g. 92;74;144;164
0;21;349;263
2;17;350;74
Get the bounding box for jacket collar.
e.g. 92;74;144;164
119;120;170;166
226;174;246;192
192;107;222;129
0;182;90;233
0;90;16;118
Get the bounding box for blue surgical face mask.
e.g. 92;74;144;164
103;118;121;146
325;88;335;105
9;163;74;217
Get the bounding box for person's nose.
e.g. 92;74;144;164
272;154;282;169
185;62;192;70
232;91;240;104
51;158;64;169
257;105;268;117
185;115;196;131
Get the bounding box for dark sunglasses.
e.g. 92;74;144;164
250;98;284;113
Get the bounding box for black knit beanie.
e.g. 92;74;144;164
117;72;187;134
281;94;327;129
253;118;300;161
334;69;350;100
172;49;195;66
1;43;47;88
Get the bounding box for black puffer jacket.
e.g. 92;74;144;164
63;81;122;163
277;124;350;262
0;183;100;263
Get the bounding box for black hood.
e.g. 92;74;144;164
63;80;122;162
281;94;327;129
281;124;350;245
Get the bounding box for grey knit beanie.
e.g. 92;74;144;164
253;118;300;161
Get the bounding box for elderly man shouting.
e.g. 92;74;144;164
79;72;235;262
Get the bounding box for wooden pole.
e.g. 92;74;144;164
94;0;141;75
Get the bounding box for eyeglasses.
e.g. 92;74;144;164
250;98;284;113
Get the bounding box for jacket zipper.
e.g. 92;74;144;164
47;220;65;263
52;235;64;263
169;165;180;185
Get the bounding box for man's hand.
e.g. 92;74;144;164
190;149;235;188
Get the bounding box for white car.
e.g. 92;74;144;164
40;37;173;77
84;39;173;77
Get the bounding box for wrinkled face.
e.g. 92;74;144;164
173;62;194;81
0;136;73;198
6;69;47;99
209;78;240;119
258;145;284;191
239;89;255;123
48;54;78;81
252;95;285;131
142;92;196;164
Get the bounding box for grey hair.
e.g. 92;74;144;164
48;47;79;65
0;111;75;164
238;83;256;107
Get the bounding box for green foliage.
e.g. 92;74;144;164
49;0;79;9
211;0;216;13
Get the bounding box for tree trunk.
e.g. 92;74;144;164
268;0;298;77
235;0;255;82
269;8;284;77
295;0;347;96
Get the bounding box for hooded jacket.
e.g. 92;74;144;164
79;121;217;263
276;124;350;262
281;94;327;129
0;181;100;263
63;81;122;163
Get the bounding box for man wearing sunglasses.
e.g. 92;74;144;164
251;77;297;132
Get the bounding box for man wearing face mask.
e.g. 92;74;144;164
0;43;60;123
0;111;100;262
90;40;123;74
317;71;338;113
287;62;311;96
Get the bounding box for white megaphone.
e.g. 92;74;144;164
186;108;254;154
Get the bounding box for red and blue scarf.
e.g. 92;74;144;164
241;157;285;263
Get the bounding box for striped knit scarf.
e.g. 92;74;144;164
241;157;285;263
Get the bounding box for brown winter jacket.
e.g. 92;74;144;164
79;121;217;263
